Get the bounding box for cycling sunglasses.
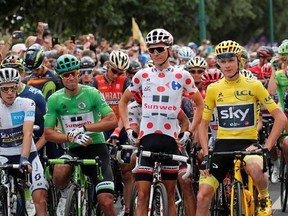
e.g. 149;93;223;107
60;70;79;79
0;85;18;93
189;69;205;74
110;67;124;75
148;46;169;54
217;53;236;59
79;69;93;75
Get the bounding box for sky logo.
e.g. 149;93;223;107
11;111;25;125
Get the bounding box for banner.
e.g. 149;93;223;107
132;17;147;51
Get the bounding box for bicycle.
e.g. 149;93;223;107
0;156;31;216
48;156;104;216
208;148;268;216
129;147;192;216
278;133;288;212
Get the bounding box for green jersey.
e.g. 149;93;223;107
275;69;288;112
44;85;113;148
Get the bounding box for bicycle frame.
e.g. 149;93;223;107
48;157;103;215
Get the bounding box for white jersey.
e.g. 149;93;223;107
0;97;36;156
129;66;198;139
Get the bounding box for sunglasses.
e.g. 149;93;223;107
0;85;18;93
110;67;123;75
189;69;205;74
217;53;237;59
60;71;79;79
148;46;169;54
79;69;93;75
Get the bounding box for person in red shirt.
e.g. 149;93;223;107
247;46;274;79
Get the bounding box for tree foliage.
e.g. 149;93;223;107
0;0;287;46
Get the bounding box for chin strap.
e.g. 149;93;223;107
229;59;241;79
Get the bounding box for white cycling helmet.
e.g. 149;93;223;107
109;50;130;71
186;56;207;69
145;28;174;46
178;47;196;61
0;68;21;84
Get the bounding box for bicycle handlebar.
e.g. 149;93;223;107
48;157;101;166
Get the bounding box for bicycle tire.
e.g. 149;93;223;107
129;184;138;216
210;183;229;216
150;182;168;216
65;184;78;216
0;186;8;216
280;155;288;212
47;180;59;216
231;182;243;216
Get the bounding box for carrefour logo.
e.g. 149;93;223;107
10;111;25;126
166;81;182;90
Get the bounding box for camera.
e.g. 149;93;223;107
43;23;48;29
12;31;24;39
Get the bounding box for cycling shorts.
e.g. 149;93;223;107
62;144;114;195
135;134;179;182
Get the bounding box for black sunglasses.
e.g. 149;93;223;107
79;69;93;75
110;67;123;75
189;69;205;74
148;46;168;54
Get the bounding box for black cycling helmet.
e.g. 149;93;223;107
80;56;95;69
256;46;274;58
99;52;110;66
127;61;141;74
24;43;45;70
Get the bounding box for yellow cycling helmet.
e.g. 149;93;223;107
215;40;242;58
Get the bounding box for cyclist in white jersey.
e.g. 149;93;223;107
119;28;204;216
0;68;48;216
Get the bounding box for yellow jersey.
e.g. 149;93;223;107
203;75;278;139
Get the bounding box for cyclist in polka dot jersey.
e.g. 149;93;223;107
119;28;204;216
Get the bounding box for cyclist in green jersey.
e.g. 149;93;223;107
44;54;118;216
268;41;288;171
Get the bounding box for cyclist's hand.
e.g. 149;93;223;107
74;134;92;147
126;128;138;146
107;128;121;145
246;143;261;152
67;126;86;139
19;156;32;173
178;131;191;147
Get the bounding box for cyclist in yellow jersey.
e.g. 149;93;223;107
196;40;286;216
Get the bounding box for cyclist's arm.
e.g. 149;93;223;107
119;88;134;130
22;120;34;158
198;119;210;156
189;92;204;134
85;112;117;132
177;109;189;132
267;70;278;95
265;108;286;150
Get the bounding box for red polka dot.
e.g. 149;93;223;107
175;73;182;79
174;132;178;138
157;86;165;92
139;130;144;137
155;130;163;134
142;73;148;78
164;123;171;130
147;122;153;128
185;78;192;85
134;78;140;84
158;73;165;78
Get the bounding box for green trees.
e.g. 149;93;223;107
0;0;287;45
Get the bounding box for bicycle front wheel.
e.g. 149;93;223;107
150;183;168;216
47;180;60;216
280;156;288;212
65;184;78;216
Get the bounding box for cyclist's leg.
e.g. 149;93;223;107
178;166;196;215
76;144;116;216
53;154;73;190
29;151;48;215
